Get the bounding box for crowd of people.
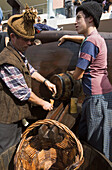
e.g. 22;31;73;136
64;0;112;18
0;1;111;167
102;0;112;13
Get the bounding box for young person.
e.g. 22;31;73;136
59;1;112;161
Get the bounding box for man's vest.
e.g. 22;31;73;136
0;43;33;124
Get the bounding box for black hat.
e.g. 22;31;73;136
76;1;102;28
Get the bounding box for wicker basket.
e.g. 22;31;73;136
14;119;84;170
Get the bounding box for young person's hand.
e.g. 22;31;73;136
58;35;69;46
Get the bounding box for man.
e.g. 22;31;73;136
0;6;56;154
0;23;9;52
59;2;112;161
64;0;74;18
34;16;62;33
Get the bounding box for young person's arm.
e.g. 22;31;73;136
70;67;85;80
58;35;84;46
68;67;85;81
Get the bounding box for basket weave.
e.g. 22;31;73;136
14;119;84;170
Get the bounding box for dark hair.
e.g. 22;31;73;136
2;23;8;31
79;9;90;18
74;0;81;6
44;19;47;23
8;25;20;40
37;16;41;22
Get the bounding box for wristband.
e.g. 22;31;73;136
43;79;47;84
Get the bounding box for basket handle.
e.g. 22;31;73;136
18;119;84;169
22;119;79;143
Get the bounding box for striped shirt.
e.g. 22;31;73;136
0;52;36;101
76;30;112;95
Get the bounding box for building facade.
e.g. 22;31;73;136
1;0;64;21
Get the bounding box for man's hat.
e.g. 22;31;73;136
76;1;102;28
8;5;37;39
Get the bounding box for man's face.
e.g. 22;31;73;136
10;33;32;53
75;11;89;35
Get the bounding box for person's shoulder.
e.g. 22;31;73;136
86;33;106;50
87;32;104;44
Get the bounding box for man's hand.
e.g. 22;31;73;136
28;92;54;111
44;80;57;96
31;72;56;96
42;100;53;111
